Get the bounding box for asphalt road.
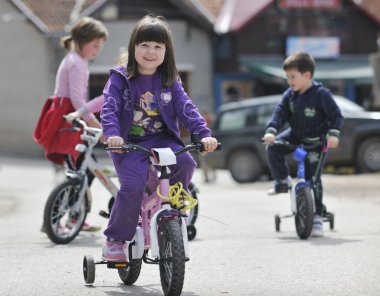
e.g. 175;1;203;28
0;156;379;296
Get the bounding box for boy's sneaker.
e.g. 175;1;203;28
267;176;292;195
311;215;324;237
67;219;101;232
102;240;128;262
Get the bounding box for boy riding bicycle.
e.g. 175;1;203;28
262;51;344;237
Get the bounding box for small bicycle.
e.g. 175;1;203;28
42;118;200;244
269;140;334;239
82;135;221;296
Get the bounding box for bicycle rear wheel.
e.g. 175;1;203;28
294;187;314;239
158;218;186;296
43;178;87;244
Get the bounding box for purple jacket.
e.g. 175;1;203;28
101;66;211;143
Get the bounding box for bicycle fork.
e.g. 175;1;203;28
149;178;189;259
66;171;89;217
290;180;316;214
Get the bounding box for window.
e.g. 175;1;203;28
218;108;252;131
256;103;277;126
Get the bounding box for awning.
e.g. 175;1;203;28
239;56;374;83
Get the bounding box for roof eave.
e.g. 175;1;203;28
167;0;215;31
349;0;380;26
10;0;110;35
66;0;110;30
10;0;49;33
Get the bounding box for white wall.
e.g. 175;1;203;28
0;1;54;157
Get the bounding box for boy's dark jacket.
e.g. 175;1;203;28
266;81;344;141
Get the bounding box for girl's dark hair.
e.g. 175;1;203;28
283;51;315;77
61;17;108;51
127;15;178;87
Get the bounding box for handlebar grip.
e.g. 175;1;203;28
200;142;222;152
62;115;81;127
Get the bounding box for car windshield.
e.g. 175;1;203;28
334;96;365;114
216;102;277;131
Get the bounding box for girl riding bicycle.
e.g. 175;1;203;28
34;17;108;232
100;14;218;262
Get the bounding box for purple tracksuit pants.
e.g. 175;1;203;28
104;132;197;241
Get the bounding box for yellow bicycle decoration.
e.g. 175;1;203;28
157;182;198;211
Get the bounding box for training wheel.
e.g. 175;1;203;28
275;214;281;232
83;255;95;284
327;212;335;230
187;225;197;241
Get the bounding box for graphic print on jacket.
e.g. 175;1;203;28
129;90;165;136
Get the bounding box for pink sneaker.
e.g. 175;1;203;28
82;221;101;232
102;240;128;262
67;219;101;232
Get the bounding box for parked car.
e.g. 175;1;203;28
205;95;380;183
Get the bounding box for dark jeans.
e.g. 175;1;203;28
266;129;326;215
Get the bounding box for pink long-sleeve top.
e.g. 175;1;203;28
54;51;104;122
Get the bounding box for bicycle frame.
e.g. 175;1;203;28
271;140;334;238
275;141;326;215
124;147;193;261
64;120;118;216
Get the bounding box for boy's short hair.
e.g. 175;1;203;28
283;52;315;77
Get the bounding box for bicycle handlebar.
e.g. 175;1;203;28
266;139;326;151
105;135;221;156
61;115;102;144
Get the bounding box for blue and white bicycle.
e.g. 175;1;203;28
269;140;334;239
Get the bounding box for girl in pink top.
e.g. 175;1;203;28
53;17;108;232
55;17;108;130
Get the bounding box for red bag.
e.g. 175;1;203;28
33;97;81;165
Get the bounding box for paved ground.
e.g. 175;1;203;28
0;156;379;296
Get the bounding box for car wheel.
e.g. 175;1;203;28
356;137;380;173
228;150;262;183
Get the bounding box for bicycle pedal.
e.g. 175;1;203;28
107;261;129;268
275;183;289;193
99;210;110;218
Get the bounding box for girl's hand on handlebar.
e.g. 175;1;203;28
106;136;124;151
106;136;124;153
327;136;339;149
65;110;82;123
201;137;218;153
263;133;276;144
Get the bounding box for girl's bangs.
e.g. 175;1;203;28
136;23;168;44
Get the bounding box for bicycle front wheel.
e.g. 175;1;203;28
43;178;87;244
294;186;314;239
158;218;186;296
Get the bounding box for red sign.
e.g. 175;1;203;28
279;0;341;9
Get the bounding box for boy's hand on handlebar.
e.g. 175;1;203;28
201;137;218;153
327;136;339;149
263;133;276;144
